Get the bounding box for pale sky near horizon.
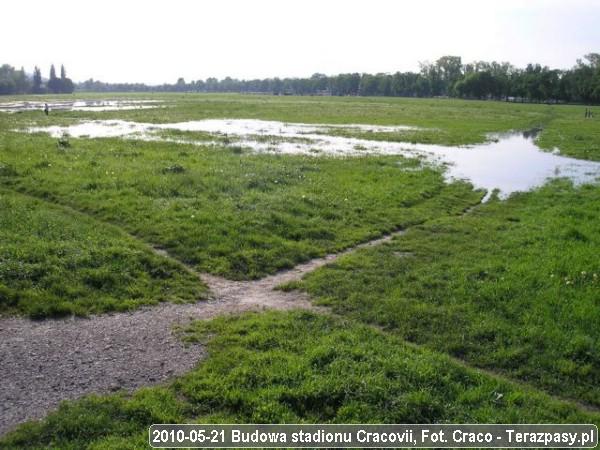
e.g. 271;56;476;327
3;0;599;84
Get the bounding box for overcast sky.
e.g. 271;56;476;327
3;0;599;84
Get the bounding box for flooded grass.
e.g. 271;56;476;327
5;93;598;157
0;99;162;113
25;118;600;200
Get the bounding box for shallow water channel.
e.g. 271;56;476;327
27;119;600;200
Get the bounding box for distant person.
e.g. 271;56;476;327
44;103;49;116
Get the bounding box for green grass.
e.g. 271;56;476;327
292;180;600;407
0;190;206;318
537;115;600;160
2;311;598;449
3;93;598;157
2;93;553;144
1;94;599;444
0;129;483;281
5;92;600;163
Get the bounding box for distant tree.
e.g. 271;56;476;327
488;61;514;98
4;53;595;102
47;64;61;93
44;64;74;93
32;66;43;93
358;74;379;96
174;77;187;92
414;75;431;97
310;73;329;93
573;54;600;103
455;71;497;99
377;74;392;96
330;73;360;96
61;76;75;94
271;77;283;94
0;65;17;95
14;67;30;94
435;56;463;95
584;53;600;69
205;77;218;92
194;79;206;92
0;64;32;94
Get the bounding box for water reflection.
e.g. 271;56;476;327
25;119;600;200
0;100;161;113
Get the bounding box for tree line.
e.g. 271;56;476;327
0;64;74;95
3;55;599;103
78;54;600;104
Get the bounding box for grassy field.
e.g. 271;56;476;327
2;93;597;158
1;93;599;447
0;190;205;318
0;129;482;281
2;311;599;449
290;180;600;407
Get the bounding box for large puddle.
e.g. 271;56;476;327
0;100;161;113
26;119;600;200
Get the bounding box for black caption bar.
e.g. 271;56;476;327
149;424;597;448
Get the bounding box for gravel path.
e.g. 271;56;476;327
0;230;403;435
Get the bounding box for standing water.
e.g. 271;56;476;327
0;100;162;113
25;119;600;200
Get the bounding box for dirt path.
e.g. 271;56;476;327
0;230;404;435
